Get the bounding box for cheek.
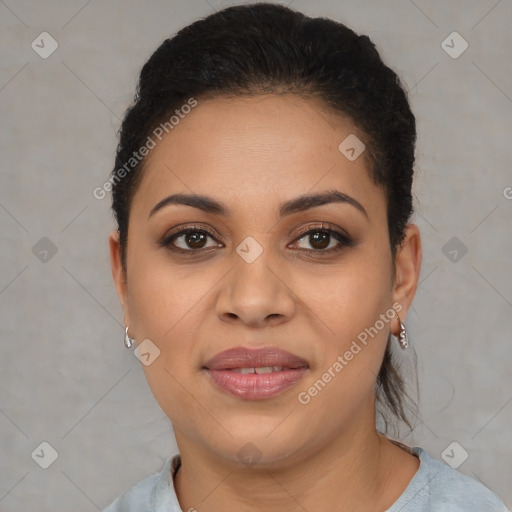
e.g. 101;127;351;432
125;245;219;389
296;241;393;409
304;247;393;344
128;257;210;426
126;247;209;340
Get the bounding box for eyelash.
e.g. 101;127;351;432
159;222;353;257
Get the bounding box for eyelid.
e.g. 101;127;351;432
158;223;223;250
292;221;350;241
288;223;353;255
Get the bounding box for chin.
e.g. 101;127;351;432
200;417;309;467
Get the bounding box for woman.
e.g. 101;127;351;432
104;3;508;511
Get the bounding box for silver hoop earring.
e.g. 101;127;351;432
395;314;409;350
124;326;135;349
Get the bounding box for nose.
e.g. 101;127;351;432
216;247;296;328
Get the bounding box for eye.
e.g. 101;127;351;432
160;222;352;255
161;226;222;252
291;224;352;254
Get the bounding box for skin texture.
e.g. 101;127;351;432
109;94;422;511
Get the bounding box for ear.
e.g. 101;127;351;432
109;229;130;326
391;223;422;333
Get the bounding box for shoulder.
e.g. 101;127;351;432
103;472;158;512
103;456;178;512
392;446;509;511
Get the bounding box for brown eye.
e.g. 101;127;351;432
295;229;349;252
183;231;208;249
163;228;221;251
307;231;331;250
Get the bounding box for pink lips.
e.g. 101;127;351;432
204;346;309;400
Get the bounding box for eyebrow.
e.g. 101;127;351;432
148;189;368;219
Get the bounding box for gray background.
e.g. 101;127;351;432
1;0;511;510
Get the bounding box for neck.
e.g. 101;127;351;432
173;412;418;512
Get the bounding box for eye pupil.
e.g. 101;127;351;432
310;231;329;250
186;231;207;248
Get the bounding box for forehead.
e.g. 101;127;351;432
131;94;384;219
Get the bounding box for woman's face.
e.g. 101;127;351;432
110;94;421;468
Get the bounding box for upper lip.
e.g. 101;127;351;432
204;346;309;370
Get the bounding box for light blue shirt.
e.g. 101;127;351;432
103;446;509;511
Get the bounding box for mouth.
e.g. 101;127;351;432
203;346;310;400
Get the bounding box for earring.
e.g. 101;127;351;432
124;326;135;348
395;314;409;350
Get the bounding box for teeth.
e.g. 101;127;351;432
255;366;274;374
232;366;284;374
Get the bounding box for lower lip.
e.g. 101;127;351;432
206;368;309;400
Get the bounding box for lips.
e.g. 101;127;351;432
204;346;309;400
204;346;309;371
